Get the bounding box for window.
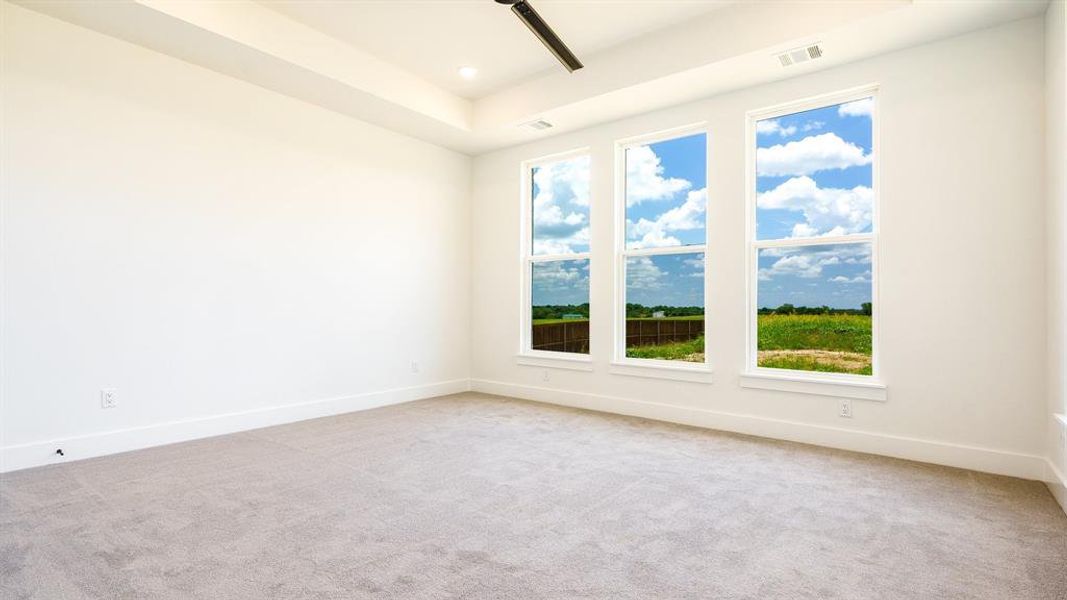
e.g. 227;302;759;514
748;90;877;379
617;129;708;367
522;152;591;358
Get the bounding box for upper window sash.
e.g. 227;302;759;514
527;152;592;257
620;130;708;252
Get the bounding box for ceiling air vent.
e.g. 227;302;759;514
520;119;553;131
776;43;823;67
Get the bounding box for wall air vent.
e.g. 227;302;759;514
520;119;553;131
776;43;823;67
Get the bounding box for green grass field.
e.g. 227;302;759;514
534;313;872;374
531;318;589;325
757;314;872;375
628;315;703;321
626;336;704;362
531;315;702;325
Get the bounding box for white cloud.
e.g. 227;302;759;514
533;204;586;229
756;119;797;137
532;155;590;254
626;256;665;290
532;260;589;297
758;245;870;281
683;255;705;269
627;188;706;249
628;229;681;249
533;155;589;207
533;227;589;256
625;145;692;206
756;133;871;177
802;121;825;132
759;253;822;280
838;98;874;118
757;176;872;238
683;254;705;277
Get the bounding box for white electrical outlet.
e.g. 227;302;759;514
411;361;420;373
838;398;852;418
100;388;117;409
541;370;550;382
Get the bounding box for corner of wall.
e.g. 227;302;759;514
1045;0;1067;515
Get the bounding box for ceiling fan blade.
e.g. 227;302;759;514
501;0;584;73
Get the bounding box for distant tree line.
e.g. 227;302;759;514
625;303;703;318
532;304;590;320
758;302;872;316
535;302;872;319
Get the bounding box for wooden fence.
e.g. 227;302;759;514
531;320;590;353
531;318;704;352
624;318;704;348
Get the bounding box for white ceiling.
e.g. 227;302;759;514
15;0;1052;154
260;0;737;99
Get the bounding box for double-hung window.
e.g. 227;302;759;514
521;151;592;360
747;88;879;384
615;128;710;372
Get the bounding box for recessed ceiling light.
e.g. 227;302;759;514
458;66;478;80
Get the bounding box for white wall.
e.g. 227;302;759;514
1046;0;1067;510
471;18;1049;479
0;3;471;471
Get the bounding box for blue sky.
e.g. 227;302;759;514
529;102;873;310
625;133;707;249
756;98;873;240
756;98;874;309
626;253;704;308
532;259;589;306
757;244;871;309
531;134;709;307
620;133;707;308
531;155;590;255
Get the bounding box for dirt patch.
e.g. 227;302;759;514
758;349;871;372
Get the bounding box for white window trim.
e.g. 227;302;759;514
743;85;884;398
740;371;886;401
613;123;713;382
516;353;594;372
518;147;593;368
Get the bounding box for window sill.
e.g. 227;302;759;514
515;353;594;372
609;360;714;383
740;371;886;401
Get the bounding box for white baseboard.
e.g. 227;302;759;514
1047;459;1067;516
471;379;1048;481
0;379;471;473
7;377;1059;499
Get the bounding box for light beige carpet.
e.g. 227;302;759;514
2;392;1066;599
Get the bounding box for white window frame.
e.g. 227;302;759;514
610;124;713;383
742;85;886;400
517;148;594;370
